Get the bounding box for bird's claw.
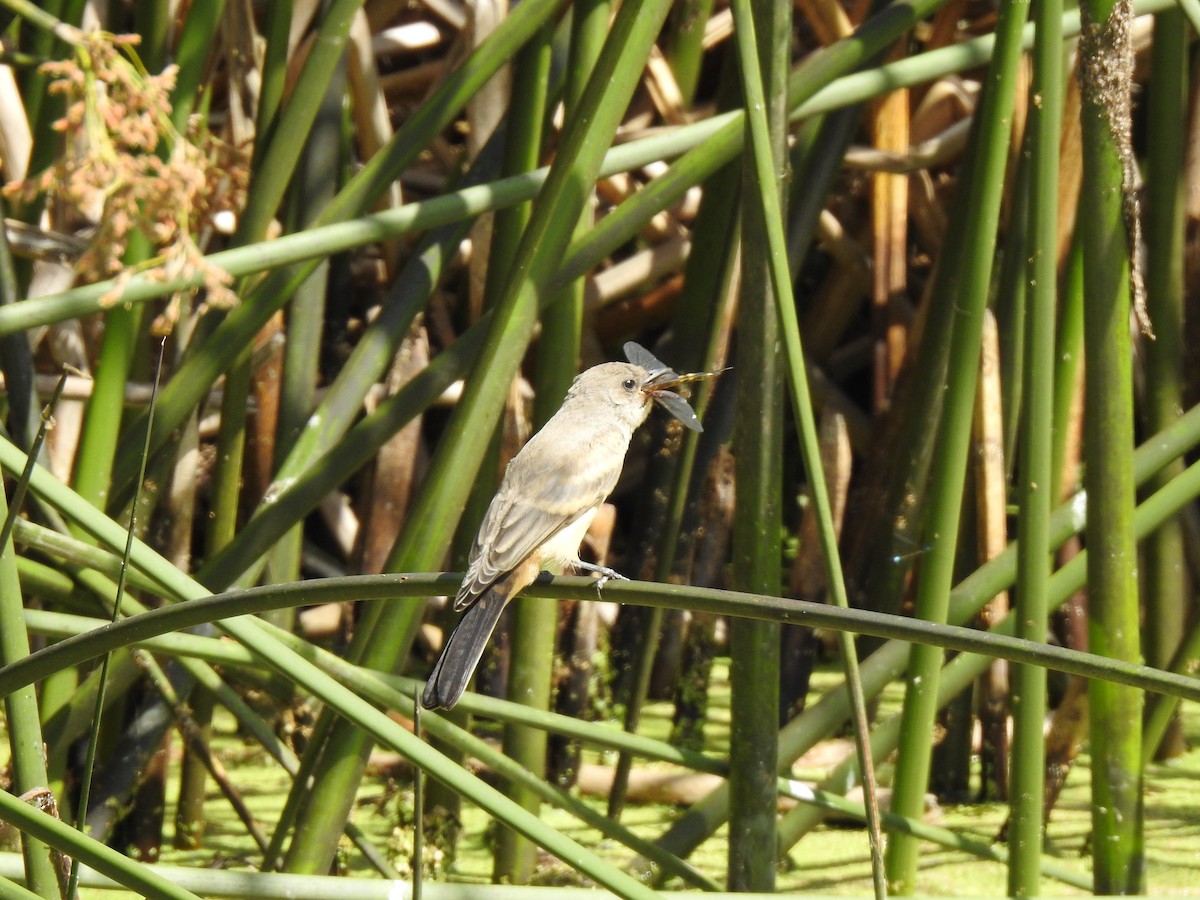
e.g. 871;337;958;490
594;570;630;592
575;561;628;596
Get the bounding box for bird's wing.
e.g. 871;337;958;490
454;440;620;610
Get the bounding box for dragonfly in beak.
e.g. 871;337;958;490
623;341;728;433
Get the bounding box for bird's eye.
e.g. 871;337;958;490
622;378;637;391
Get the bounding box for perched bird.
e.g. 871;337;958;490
420;342;718;710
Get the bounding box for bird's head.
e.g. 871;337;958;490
564;345;724;433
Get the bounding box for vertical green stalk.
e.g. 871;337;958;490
883;0;1029;891
252;0;293;159
169;3;250;840
176;0;300;849
20;0;85;181
727;0;786;890
16;0;63;137
266;56;348;600
235;0;363;247
1140;4;1188;761
496;594;557;883
72;1;172;508
608;62;741;819
208;336;253;567
207;348;249;560
1077;0;1144;889
0;242;56;900
173;687;214;849
71;246;150;514
532;1;608;420
197;313;255;854
665;0;716;106
133;0;170;73
168;0;227;130
836;0;988;663
731;0;888;893
585;0;669;819
1143;615;1200;755
493;19;554;886
1007;0;1061;891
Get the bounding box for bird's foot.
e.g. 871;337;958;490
574;561;629;595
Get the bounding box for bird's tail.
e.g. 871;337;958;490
420;588;509;710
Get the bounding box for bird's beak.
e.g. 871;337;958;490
624;342;727;434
